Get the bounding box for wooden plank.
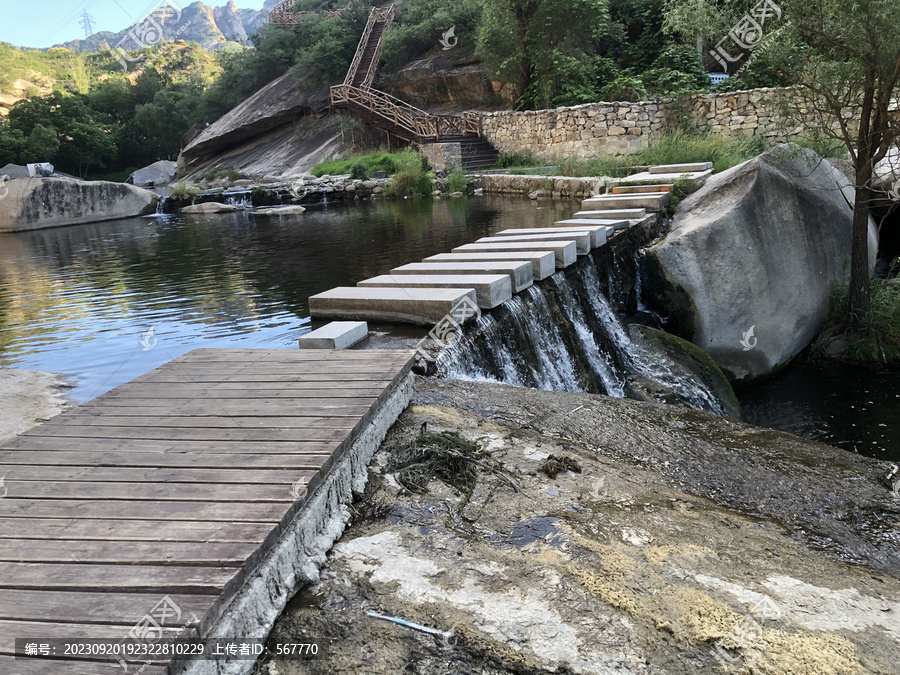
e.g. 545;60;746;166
0;466;316;484
0;563;236;593
21;424;358;441
0;654;167;674
1;480;294;502
1;437;343;456
82;394;383;405
61;405;375;419
0;589;209;625
0;517;274;543
0;539;258;565
0;499;287;523
0;451;333;470
130;372;408;383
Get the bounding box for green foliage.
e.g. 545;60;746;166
24;123;59;161
447;165;468;192
649;45;708;89
380;0;482;73
820;273;900;362
349;161;370;180
602;0;666;73
640;68;698;97
491;152;541;169
0;123;27;165
599;76;647;102
312;151;400;177
638;129;764;172
385;150;433;196
476;0;608;109
203;167;244;182
170;181;201;200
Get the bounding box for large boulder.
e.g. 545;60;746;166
645;145;878;381
129;160;177;187
0;178;158;233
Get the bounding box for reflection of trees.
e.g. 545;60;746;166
0;197;572;361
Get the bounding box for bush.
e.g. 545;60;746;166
349;161;370;180
817;270;900;362
640;67;700;97
649;46;708;89
170;180;200;200
491;152;541;169
385;149;433;196
599;76;648;102
312;151;400;177
447;165;468;192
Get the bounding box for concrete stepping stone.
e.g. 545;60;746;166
573;208;647;220
391;261;533;292
493;226;608;248
358;274;511;309
555;218;630;232
298;321;368;349
309;287;477;326
476;232;591;255
424;251;556;280
611;169;712;189
581;192;670;212
452;241;578;267
611;184;674;194
649;162;712;173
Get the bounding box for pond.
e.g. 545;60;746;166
0;195;895;461
0;196;571;402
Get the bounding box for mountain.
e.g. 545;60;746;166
57;1;273;53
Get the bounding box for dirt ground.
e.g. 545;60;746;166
255;377;900;675
0;368;71;444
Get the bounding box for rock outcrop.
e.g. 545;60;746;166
0;178;158;232
646;145;878;381
180;71;337;180
129;160;177;187
386;55;501;108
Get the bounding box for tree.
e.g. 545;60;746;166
776;0;900;324
477;0;608;109
24;123;59;162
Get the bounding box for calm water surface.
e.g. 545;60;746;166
0;196;572;401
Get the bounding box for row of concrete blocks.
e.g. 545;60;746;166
304;219;631;335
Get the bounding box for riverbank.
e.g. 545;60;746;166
0;369;72;444
257;376;900;675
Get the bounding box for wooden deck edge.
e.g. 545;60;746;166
168;368;416;675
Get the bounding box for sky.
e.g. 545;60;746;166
0;0;268;49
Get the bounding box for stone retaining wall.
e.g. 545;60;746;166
475;174;606;199
480;87;802;159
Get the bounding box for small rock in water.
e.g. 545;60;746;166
180;202;240;214
254;205;306;215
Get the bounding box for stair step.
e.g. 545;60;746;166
649;162;712;174
357;274;511;309
309;287;476;326
610;184;674;194
477;231;592;255
572;208;647;220
581;193;670;212
424;252;556;280
494;226;608;248
391;262;533;293
556;219;630;232
453;241;578;267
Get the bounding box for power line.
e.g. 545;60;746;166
79;10;96;39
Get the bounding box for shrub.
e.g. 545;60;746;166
599;76;648;102
491;152;541;169
447;165;468;192
170;180;200;200
640;68;700;97
649;46;709;90
312;151;400;177
385;150;433;196
349;161;370;180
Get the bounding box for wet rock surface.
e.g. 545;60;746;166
256;378;900;674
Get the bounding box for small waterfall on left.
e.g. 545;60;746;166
154;195;169;215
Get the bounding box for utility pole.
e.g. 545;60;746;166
79;11;96;39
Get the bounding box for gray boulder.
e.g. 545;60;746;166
0;163;30;180
645;144;878;381
180;202;240;214
130;160;177;187
0;178;158;233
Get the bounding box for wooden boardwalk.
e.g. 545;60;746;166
0;348;414;674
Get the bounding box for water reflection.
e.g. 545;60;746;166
0;196;573;400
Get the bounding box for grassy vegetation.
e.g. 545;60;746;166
311;151;400;178
384;150;434;197
816;269;900;362
447;165;468;192
202;167;244;182
492;130;767;177
170;181;201;201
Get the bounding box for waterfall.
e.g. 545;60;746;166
438;247;734;417
225;193;252;208
154;195;169;215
